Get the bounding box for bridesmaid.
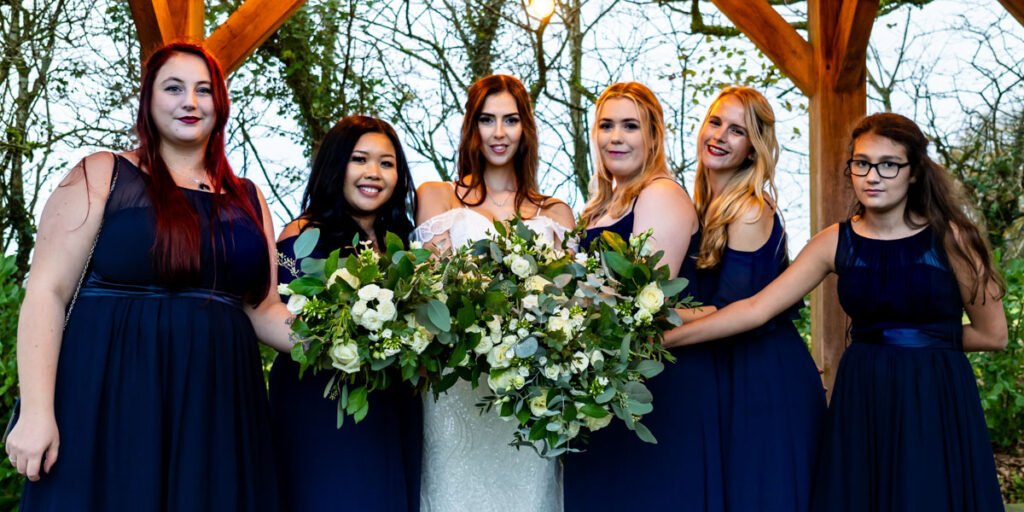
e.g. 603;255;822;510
665;112;1007;511
269;116;421;511
687;86;825;511
562;82;715;511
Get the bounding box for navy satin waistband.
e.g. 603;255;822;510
77;274;243;309
851;325;960;350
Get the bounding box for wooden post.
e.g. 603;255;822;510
998;0;1024;27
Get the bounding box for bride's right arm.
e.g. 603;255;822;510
414;182;455;253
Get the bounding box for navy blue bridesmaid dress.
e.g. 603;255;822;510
269;235;422;512
811;221;1002;511
708;212;825;512
20;156;279;511
563;199;726;511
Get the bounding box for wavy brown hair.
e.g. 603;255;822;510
692;86;781;269
456;74;546;210
580;82;672;225
849;112;1004;302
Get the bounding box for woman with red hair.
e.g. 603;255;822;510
6;43;291;510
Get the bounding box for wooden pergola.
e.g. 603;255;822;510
127;0;1024;391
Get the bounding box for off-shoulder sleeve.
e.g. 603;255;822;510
412;209;459;243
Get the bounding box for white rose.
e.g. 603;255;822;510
487;341;515;369
636;282;665;314
277;283;293;296
327;268;360;289
409;241;423;250
509;256;532;278
473;333;495;355
360;308;384;331
524;275;548;293
542;364;561;380
487;369;516;393
570;351;590;374
351;300;368;320
377;300;397;321
286;294;308;315
633;308;653;325
329;341;361;374
522;294;539;310
584;413;613;432
406;331;431;354
357;284;381;301
528;394;548;416
512;375;526;390
377;288;395;304
574;252;589;265
381;328;393;339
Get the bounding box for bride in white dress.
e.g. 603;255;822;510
413;75;576;512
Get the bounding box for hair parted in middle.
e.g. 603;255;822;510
456;74;548;210
580;82;672;226
693;86;782;269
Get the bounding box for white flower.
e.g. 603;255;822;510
277;283;293;296
565;421;581;439
524;275;548;293
329;341;361;373
633;308;653;325
381;328;393;339
377;300;397;321
473;334;495;355
584;413;613;432
590;350;605;367
636;282;665;314
522;294;539;310
487;341;515;369
327;268;360;289
405;330;431;354
542;364;561;380
529;394;549;416
516;327;530;339
486;316;503;335
286;294;308;314
357;284;381;301
509;256;532;278
409;241;423;250
512;375;526;390
351;300;368;320
596;376;609;387
570;351;590;374
574;252;589;265
487;369;516;393
360;308;384;331
377;288;395;304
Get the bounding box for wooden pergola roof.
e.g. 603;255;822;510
127;0;1024;392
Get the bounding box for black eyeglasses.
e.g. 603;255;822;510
846;159;910;179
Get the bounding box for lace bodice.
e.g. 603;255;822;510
413;207;569;249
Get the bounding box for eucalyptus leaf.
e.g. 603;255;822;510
626;399;654;415
623;381;654;403
635;359;665;378
427;299;451;332
300;257;325;276
634;421;658;444
514;337;538;358
659;277;689;298
293;228;320;259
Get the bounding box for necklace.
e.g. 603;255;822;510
172;168;211;191
486;188;514;208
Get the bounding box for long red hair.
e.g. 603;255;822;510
136;43;265;300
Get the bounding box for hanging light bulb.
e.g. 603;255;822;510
526;0;556;19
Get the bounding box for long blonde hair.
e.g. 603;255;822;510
580;82;671;225
693;86;781;268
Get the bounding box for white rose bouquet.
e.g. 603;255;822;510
281;229;451;426
440;219;695;457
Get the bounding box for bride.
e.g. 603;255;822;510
414;74;576;511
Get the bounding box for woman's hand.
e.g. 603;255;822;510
6;410;60;481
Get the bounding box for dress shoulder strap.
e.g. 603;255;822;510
834;220;855;273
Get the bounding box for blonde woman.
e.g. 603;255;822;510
684;86;824;511
562;82;721;511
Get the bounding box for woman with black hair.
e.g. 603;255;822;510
268;115;421;512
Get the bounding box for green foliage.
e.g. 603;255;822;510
970;257;1024;455
0;256;25;507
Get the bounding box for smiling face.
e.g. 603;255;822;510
697;94;754;176
595;97;647;180
850;132;914;215
343;132;399;216
476;91;523;172
150;52;216;148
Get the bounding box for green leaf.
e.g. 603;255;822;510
635;359;665;378
634;421;658;444
336;396;345;429
659;277;688;298
346;386;368;417
293;228;320;259
600;230;628;253
300;257;325;276
579;403;610;418
324;250;340;277
385;232;404;254
427;299;451;332
623;381;654;403
289;276;325;296
514;337;538;358
529;417;549;441
603;251;634;278
626;399;654;415
595;386;616;404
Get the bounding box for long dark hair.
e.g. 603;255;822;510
298;115;415;251
135;42;266;302
849;112;1005;302
456;74;547;209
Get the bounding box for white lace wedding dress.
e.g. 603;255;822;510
413;205;569;512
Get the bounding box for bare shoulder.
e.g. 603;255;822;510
798;222;841;271
62;151;118;193
725;198;774;250
416;181;456;203
278;219;308;241
635;178;695;216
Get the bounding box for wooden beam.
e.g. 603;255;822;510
998;0;1024;27
128;0;176;61
205;0;308;75
711;0;818;96
831;0;879;92
167;0;205;41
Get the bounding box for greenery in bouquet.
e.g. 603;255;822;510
280;228;452;426
439;219;694;457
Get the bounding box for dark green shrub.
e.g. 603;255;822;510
0;255;24;509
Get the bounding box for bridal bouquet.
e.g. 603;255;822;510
441;219;692;457
281;229;452;426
